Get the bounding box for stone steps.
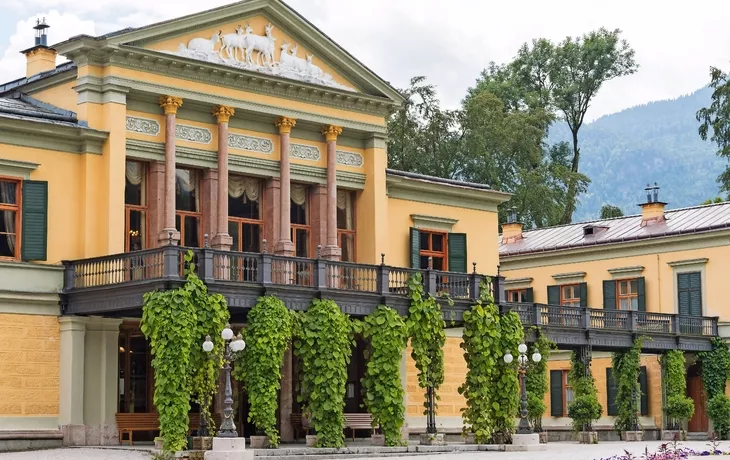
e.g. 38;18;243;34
686;432;709;441
252;444;503;459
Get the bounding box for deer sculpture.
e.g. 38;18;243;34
279;42;308;73
243;23;276;66
219;25;247;61
186;30;222;54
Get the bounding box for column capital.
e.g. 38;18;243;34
213;105;236;124
275;116;297;134
159;95;183;115
322;125;343;142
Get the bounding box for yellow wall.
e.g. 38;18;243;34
30;80;79;115
406;337;466;418
0;314;59;417
387;198;500;275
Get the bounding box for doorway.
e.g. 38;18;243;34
687;363;708;433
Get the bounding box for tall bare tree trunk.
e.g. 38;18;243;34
561;130;581;224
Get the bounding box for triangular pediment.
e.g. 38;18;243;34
98;0;402;100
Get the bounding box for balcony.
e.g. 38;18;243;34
60;246;718;351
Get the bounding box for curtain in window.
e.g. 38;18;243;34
176;169;197;193
291;183;307;206
229;176;260;202
125;161;144;185
0;182;15;254
337;190;353;230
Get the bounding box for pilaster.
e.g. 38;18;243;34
58;316;88;446
201;168;219;245
148;161;166;248
356;134;389;263
263;178;281;252
310;184;328;251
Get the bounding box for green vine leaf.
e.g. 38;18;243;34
526;332;555;432
567;349;602;432
611;337;644;434
662;350;694;428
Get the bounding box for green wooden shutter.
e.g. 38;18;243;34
409;228;420;269
689;272;702;317
606;368;618;416
603;280;616;310
579;282;588;307
21;180;48;261
547;285;560;305
637;277;646;312
550;370;563;417
447;233;467;273
639;366;648;416
678;273;690;316
524;288;534;303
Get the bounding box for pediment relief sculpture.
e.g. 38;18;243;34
169;22;354;92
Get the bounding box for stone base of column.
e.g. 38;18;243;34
84;424;118;446
211;233;233;250
274;239;295;256
158;228;181;246
61;424;86;446
320;245;341;261
204;437;253;460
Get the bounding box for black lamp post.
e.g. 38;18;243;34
203;324;246;438
504;343;542;435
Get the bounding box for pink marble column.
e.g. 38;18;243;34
320;125;342;260
274;116;296;256
158;96;183;246
211;105;235;250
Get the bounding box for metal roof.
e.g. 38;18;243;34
0;62;76;95
0;93;86;128
499;201;730;256
386;169;501;193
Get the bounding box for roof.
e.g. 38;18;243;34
0;92;87;128
386;169;500;192
0;62;76;95
500;201;730;256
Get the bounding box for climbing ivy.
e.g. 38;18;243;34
141;251;199;452
612;337;644;434
662;350;694;430
567;351;602;432
494;310;524;440
405;272;445;415
699;337;730;400
707;394;730;439
293;299;353;448
361;305;408;446
526;332;555;432
232;296;293;447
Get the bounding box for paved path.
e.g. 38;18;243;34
0;448;151;460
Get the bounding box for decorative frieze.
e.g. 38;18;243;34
336;150;363;168
125;116;160;136
175;124;212;144
290;143;321;161
228;133;274;154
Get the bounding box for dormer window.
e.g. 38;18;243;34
583;225;608;237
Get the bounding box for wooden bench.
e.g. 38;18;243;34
116;412;203;446
291;413;374;441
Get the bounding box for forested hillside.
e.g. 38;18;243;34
551;87;727;221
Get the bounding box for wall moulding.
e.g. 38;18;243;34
335;150;363;168
227;133;273;154
125;115;160;136
175;124;212;144
607;265;645;279
290;143;321;161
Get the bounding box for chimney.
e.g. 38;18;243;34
639;182;666;227
501;207;523;244
20;18;57;78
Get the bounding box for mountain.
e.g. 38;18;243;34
549;87;727;222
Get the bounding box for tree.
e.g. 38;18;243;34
600;204;624;219
701;197;725;205
697;67;730;193
513;29;638;223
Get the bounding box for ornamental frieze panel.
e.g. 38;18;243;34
161;22;355;92
228;133;274;154
176;124;212;144
290;143;320;161
336;150;363;168
126;116;160;136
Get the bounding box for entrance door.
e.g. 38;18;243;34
687;374;708;433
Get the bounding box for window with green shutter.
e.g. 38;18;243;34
639;366;648;416
603;280;616;309
550;369;564;417
447;233;467;273
678;272;702;317
21;180;48;261
409;227;420;269
0;178;21;260
547;285;560;305
606;368;618;416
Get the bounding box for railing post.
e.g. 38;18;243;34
314;250;327;290
534;303;542;326
61;260;74;291
378;259;390;297
583;308;591;330
261;253;272;287
629;310;637;332
469;264;481;301
671;314;679;334
162;246;180;280
199;248;215;283
426;270;437;297
492;275;505;304
712;317;719;336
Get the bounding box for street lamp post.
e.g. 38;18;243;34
203;323;246;438
503;343;542;435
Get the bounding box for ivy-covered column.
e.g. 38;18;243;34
279;346;294;443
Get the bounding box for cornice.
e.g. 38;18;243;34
0;117;108;155
386;174;509;213
0;159;39;179
667;258;709;268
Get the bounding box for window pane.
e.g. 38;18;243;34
127;209;146;251
0;210;17;258
562;285;572;300
630;280;638;294
630;297;639;310
242;223;261;253
125;161;146;206
175;214;181;237
420;255;430;270
291;185;309;225
183;216;200;247
565;387;575;406
295;228;309;258
228;176;261;219
0;181;18;205
419;232;430;250
432;257;444;271
619;281;628;296
510;291;519;302
620;298;630;310
340;233;355;262
175;168;199;212
432;234;444;252
336;191;354;230
228;221;240;251
129;335;149;413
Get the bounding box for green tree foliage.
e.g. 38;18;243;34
699;337;730;400
293;299;353;448
567;351;602;432
707;394;730;439
526;333;555;431
701;197;726;205
662;351;694;430
495;311;524;439
233;296;293;447
697;66;730;193
611;338;643;433
361;305;408;446
600;204;624;219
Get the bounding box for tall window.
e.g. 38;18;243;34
562;370;574;416
617;279;639;310
561;284;581;307
0;178;20;259
678;272;702;317
175;168;201;247
118;326;151;414
418;230;447;270
507;289;527;303
291;184;310;258
124;161;147;252
228;176;263;253
337;190;356;262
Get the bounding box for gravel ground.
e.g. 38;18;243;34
0;448;152;460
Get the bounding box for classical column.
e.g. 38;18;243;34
278;346;294;443
274;116;296;256
212;105;235;250
320;125;342;260
59;317;88;446
158;95;183;246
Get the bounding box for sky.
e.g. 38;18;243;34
0;0;729;121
